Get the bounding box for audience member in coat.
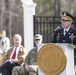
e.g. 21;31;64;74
0;34;27;75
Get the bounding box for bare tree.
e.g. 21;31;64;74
0;0;23;46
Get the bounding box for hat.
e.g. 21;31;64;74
34;34;42;40
62;12;74;21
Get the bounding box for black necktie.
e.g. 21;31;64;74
64;30;67;36
65;30;67;34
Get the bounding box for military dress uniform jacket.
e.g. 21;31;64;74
52;27;76;45
3;45;27;66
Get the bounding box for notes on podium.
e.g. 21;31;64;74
37;43;75;75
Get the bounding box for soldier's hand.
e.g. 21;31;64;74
25;65;30;71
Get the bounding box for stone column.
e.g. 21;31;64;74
20;0;36;52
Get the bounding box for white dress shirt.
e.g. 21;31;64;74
64;27;70;36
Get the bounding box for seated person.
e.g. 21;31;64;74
1;30;10;53
0;34;27;75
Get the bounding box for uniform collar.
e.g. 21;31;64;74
64;27;70;32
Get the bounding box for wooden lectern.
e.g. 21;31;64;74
37;43;75;75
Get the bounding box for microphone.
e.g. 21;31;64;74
44;26;60;39
54;26;60;32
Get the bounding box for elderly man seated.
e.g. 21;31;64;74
0;34;27;75
12;34;43;75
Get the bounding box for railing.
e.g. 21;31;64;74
34;15;76;43
33;16;61;43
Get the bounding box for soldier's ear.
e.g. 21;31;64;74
69;21;72;24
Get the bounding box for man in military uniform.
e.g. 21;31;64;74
52;12;76;65
12;34;43;75
52;12;76;44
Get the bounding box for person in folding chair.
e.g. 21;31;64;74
0;34;27;75
52;12;76;65
12;34;43;75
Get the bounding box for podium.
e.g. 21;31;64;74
37;43;75;75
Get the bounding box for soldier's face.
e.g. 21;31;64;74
61;20;72;29
35;39;42;45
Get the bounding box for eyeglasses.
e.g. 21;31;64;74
35;39;40;41
61;19;70;22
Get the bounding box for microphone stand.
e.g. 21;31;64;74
43;26;61;42
44;31;54;39
43;30;55;42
